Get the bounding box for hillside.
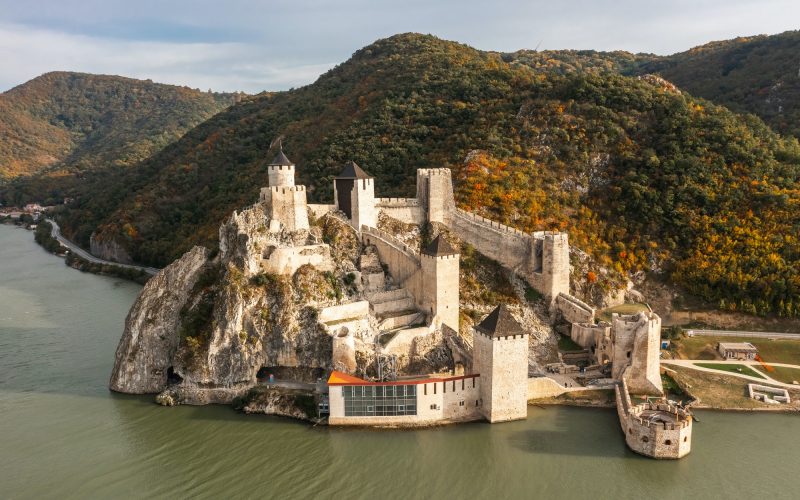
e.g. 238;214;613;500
634;30;800;138
0;72;237;180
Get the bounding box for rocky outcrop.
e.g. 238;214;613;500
109;246;209;393
90;232;133;264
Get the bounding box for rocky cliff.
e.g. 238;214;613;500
109;204;356;403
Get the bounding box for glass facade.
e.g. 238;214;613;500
342;385;418;417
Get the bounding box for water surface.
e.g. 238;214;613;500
1;224;799;499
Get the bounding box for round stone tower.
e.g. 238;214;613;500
267;147;296;187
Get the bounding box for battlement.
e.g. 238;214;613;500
417;167;452;176
421;253;459;261
375;198;420;207
267;185;307;193
267;164;295;171
453;208;528;237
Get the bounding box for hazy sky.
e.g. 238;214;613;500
1;0;797;93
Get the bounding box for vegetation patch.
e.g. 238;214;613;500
754;365;800;385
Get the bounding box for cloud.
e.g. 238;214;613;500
0;22;335;93
1;0;799;93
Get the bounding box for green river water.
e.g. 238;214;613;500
1;224;799;499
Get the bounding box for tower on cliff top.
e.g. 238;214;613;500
259;147;309;232
421;235;460;334
334;161;376;230
267;146;296;187
472;304;529;423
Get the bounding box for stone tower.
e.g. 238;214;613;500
416;168;455;224
611;311;663;396
334;161;376;230
472;304;529;423
420;235;460;334
532;232;570;300
267;147;296;187
259;148;309;232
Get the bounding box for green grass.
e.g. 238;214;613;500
696;363;765;379
754;365;800;385
597;303;650;323
557;334;583;352
673;335;800;364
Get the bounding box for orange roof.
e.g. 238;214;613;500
327;370;479;386
327;371;368;385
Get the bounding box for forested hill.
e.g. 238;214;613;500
57;33;800;319
635;30;800;138
0;72;237;179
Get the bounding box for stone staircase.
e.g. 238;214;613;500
366;288;425;331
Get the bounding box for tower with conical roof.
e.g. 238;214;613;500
420;234;460;333
472;304;529;422
259;145;309;231
267;145;296;187
334;161;376;230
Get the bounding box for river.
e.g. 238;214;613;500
1;224;799;499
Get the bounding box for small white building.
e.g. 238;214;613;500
717;342;758;360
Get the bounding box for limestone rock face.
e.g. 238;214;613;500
109;246;209;393
90;232;133;264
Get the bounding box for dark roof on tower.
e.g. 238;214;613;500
422;235;459;257
336;160;372;179
269;148;294;166
475;304;527;338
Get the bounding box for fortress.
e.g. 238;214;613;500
252;146;692;457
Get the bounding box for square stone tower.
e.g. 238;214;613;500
420;235;460;334
334;161;376;230
472;304;529;423
541;232;570;299
416;168;455;224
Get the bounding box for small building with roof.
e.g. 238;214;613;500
717;342;758;360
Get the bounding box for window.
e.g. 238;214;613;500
343;384;418;417
424;384;427;396
641;436;649;443
684;436;688;442
459;401;465;406
664;440;672;445
462;379;465;390
472;378;475;388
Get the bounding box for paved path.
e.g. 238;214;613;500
663;359;800;389
686;329;800;339
46;218;160;276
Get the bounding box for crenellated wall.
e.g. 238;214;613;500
611;312;663;395
375;198;425;224
615;377;692;459
360;226;424;305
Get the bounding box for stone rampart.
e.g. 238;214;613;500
261;244;332;276
450;208;530;272
527;376;567;400
318;301;370;324
307;204;336;219
360;226;423;303
556;293;596;324
376;198;425;225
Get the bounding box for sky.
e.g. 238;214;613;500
1;0;798;93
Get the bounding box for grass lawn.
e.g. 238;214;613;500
597;303;650;323
557;334;583;352
754;365;800;385
695;363;765;379
667;366;791;409
672;335;800;364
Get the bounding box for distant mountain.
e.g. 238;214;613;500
0;72;237;179
44;33;798;319
634;30;800;138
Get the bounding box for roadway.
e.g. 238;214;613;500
46;218;161;276
686;329;800;340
